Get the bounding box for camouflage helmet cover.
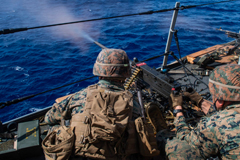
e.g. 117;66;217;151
209;64;240;101
93;49;131;78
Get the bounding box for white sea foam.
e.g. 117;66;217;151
29;108;42;112
15;66;24;71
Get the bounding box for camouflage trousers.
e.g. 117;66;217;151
156;130;204;160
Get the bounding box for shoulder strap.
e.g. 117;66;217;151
84;84;101;112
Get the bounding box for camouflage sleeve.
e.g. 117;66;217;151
44;95;73;125
44;88;87;125
174;116;190;139
69;88;88;114
205;104;217;116
174;115;219;159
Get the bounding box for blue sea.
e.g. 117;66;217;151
0;0;239;123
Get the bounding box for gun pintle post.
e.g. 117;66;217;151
94;41;108;49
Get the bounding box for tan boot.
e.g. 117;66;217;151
145;102;168;134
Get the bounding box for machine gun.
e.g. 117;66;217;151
216;28;240;58
124;58;205;129
216;28;240;44
125;58;174;99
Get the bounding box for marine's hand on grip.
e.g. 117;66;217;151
169;89;183;109
183;88;203;107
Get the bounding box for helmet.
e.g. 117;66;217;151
93;49;131;78
209;64;240;101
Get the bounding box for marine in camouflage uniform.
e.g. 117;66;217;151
45;49;142;160
165;64;240;160
45;48;141;125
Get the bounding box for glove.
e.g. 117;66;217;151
183;88;203;107
169;92;183;109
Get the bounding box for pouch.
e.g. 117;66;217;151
42;126;74;160
135;117;160;157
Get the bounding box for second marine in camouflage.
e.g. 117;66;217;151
166;64;240;160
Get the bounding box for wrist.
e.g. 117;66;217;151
175;105;182;110
176;112;184;117
173;108;183;117
173;106;183;117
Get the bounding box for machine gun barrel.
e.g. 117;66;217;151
94;41;109;49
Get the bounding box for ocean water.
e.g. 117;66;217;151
0;0;239;123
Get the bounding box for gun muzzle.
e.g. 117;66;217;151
94;41;108;49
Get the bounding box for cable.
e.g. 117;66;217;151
0;76;96;109
169;52;209;89
170;29;210;90
172;30;193;87
174;30;182;60
169;52;193;87
140;53;166;62
0;8;175;35
0;0;239;35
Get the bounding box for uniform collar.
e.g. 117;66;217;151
98;80;125;91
